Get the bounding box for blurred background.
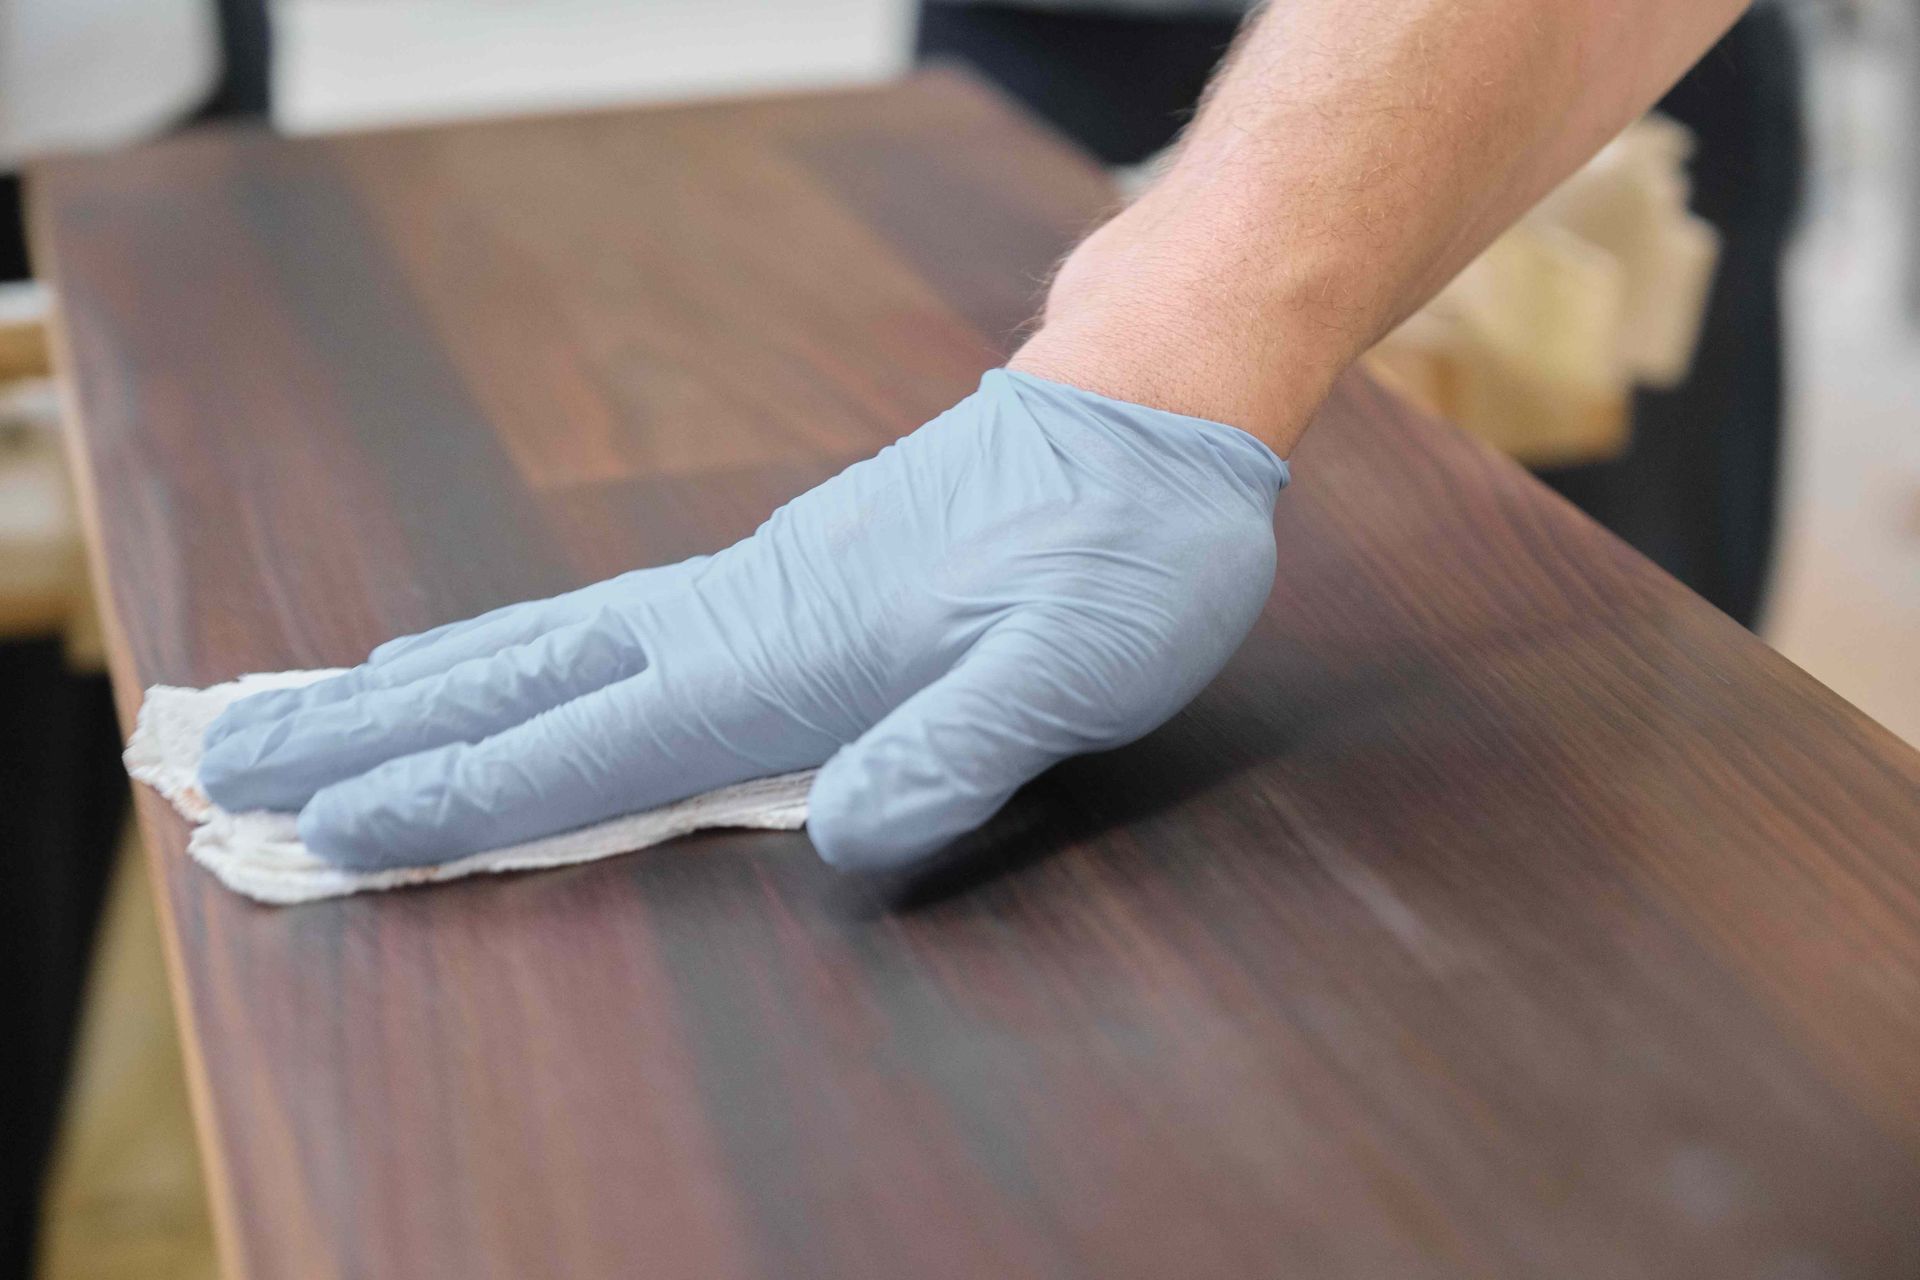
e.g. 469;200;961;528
3;2;1915;1277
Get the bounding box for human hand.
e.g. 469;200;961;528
199;369;1288;872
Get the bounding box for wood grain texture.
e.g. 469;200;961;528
29;71;1920;1279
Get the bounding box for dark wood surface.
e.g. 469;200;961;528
30;72;1920;1280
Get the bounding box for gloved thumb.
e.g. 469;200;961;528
806;624;1126;872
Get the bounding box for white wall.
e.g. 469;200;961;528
273;0;913;134
0;0;216;164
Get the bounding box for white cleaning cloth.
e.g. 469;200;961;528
124;669;815;905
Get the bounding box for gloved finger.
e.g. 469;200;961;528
366;556;712;669
806;625;1130;872
297;659;822;870
201;604;572;751
200;610;649;814
205;557;710;749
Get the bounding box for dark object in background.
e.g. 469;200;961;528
1541;6;1804;630
918;3;1242;166
0;643;128;1280
0;178;26;282
195;0;275;121
917;1;1805;631
0;5;271;1278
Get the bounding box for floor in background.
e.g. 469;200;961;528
1768;8;1920;747
37;842;216;1280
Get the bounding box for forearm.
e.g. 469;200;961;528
1009;0;1752;453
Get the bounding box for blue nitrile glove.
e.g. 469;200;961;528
200;369;1289;872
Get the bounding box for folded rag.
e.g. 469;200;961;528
124;669;814;905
